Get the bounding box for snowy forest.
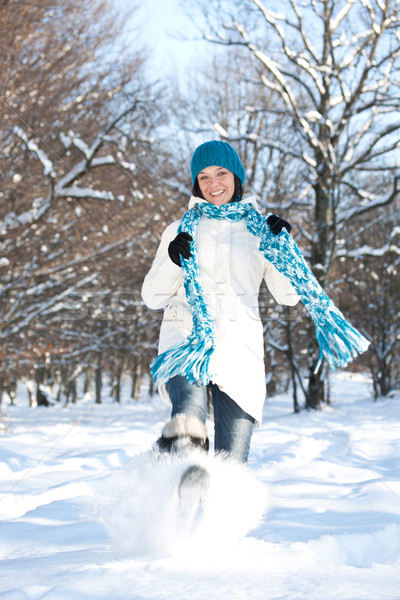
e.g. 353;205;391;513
1;0;399;415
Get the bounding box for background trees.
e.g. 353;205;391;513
339;208;400;399
0;0;186;407
1;0;399;411
182;0;400;405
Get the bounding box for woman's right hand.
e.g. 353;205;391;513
168;232;193;266
267;214;292;235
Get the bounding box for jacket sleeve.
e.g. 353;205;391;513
263;260;300;306
141;222;183;310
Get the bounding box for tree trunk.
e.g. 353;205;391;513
306;173;333;407
84;367;93;395
0;376;4;423
67;376;77;404
8;378;17;406
131;362;142;400
305;335;325;409
377;359;392;398
35;367;49;406
265;343;277;397
285;311;300;413
306;368;325;409
26;383;35;407
112;357;125;403
95;352;102;404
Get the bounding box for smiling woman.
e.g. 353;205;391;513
142;138;369;465
142;140;298;463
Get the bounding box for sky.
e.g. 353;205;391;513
123;0;209;77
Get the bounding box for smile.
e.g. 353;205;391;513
210;190;225;196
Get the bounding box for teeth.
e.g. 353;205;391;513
211;190;224;196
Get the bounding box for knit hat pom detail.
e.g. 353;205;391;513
191;140;246;185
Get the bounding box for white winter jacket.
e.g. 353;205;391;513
141;196;299;424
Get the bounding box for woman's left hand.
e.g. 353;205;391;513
267;214;292;235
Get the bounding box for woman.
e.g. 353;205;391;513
141;140;299;463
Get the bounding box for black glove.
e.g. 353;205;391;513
168;231;193;266
267;214;292;235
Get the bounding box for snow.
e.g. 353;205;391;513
1;372;400;599
0;198;51;235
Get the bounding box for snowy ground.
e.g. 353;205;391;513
1;372;400;600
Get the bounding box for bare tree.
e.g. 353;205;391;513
338;208;400;398
183;0;400;406
0;0;182;405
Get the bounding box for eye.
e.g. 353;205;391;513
218;170;227;176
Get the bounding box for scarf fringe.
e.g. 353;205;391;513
151;337;214;386
314;307;370;372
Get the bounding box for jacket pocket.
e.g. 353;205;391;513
164;298;193;330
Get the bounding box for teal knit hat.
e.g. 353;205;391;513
190;140;246;185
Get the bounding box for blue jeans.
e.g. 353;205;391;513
166;375;255;463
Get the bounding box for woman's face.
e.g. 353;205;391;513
197;165;235;206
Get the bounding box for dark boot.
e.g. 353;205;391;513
156;414;209;455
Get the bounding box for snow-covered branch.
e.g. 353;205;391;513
1;273;98;340
337;226;400;259
164;180;192;198
13;127;56;178
249;0;324;96
340;176;399;222
55;117;140;200
0;197;51;236
341;121;400;174
33;237;134;279
211;127;306;161
10;103;141;214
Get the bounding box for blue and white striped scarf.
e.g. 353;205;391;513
151;201;369;386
